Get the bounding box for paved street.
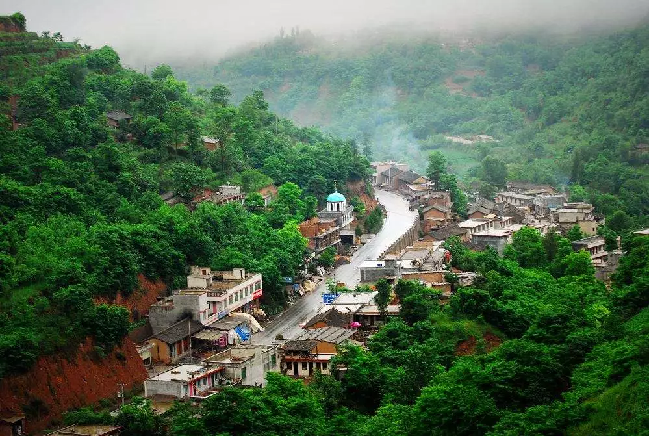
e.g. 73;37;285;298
252;189;417;344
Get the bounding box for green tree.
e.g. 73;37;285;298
566;225;584;241
481;156;508;188
151;64;174;81
374;278;392;318
115;397;166;436
427;151;447;188
209;84;232;106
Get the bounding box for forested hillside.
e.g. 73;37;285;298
176;24;649;225
0;16;370;378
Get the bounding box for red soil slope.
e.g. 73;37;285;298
0;339;147;434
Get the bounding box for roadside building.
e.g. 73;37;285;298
149;267;262;333
359;256;401;282
395;170;428;193
205;345;280;387
144;364;225;399
299;217;341;254
372;161;409;186
379;166;403;188
147;318;203;364
303;308;352;329
421;204;451;232
429;224;469;242
281;327;355;378
352;304;400;328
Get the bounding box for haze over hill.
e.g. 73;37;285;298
3;0;649;68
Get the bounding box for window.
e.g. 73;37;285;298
302;362;308;370
241;367;246;380
255;281;261;290
240;290;243;299
235;293;238;302
229;295;233;305
322;362;327;370
271;354;276;366
316;362;321;370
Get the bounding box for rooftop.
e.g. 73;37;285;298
295;326;355;344
459;218;493;229
329;291;377;306
154;318;203;344
49;425;121;436
105;110;131;121
149;364;222;383
497;191;533;200
327;191;346;202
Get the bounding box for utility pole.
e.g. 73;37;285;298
117;383;125;407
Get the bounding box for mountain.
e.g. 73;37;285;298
175;25;649;223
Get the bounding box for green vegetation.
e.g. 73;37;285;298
177;24;649;225
0;20;370;377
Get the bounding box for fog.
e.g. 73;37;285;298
2;0;649;68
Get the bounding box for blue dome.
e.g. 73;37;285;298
327;192;346;202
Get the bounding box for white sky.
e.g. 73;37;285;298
2;0;648;68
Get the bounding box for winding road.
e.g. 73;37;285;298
252;189;417;344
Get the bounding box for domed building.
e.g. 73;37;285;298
317;188;354;242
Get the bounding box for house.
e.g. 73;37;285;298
0;415;25;436
299;217;341;254
506;181;556;195
359;256;401;282
533;194;567;216
372;161;409;185
471;229;515;254
458;218;497;236
424;191;453;209
468;198;497;219
322;291;378;315
192;185;245;208
429;224;469;242
48;425;120;436
634;228;649;237
556;202;598;235
149;267;263;333
495;192;534;208
303;308;352;329
400;271;452;300
147;318;203;364
144;364;226;399
379;166;403;188
105;111;132;128
281;327;355;378
395;170;428;193
572;236;608;265
257;184;278;206
421;204;451;232
192;315;257;348
352;304;400;328
205;345;280;387
201;136;220;151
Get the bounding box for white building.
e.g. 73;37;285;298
144;364;226;399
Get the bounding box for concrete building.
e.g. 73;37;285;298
495;192;534;208
149;268;262;334
471;229;514;254
533;194;567;216
556;202;598;236
572;236;608;265
359;256;401;282
458;218;497;236
281;327;355;378
144;364;225;399
371;161;409;186
205;345;280;387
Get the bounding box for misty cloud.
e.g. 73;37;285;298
2;0;649;68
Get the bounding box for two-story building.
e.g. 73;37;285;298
495;192;534;208
299;217;341;254
205;345;280;387
281;327;355;378
555;202;598;235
